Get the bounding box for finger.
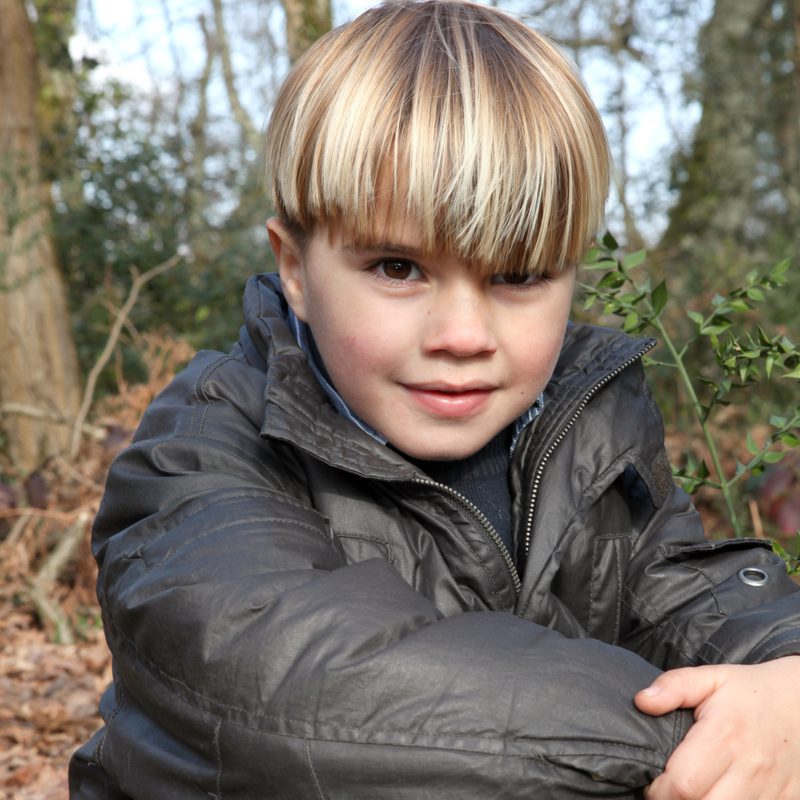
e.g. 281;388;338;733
635;665;726;716
644;722;735;800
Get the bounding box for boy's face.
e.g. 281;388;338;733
268;214;574;461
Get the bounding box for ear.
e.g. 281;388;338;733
266;218;308;321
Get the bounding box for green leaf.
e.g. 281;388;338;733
701;316;733;335
783;367;800;380
746;431;760;456
622;250;647;270
651;280;668;316
687;310;704;327
770;258;791;282
757;327;774;347
762;450;786;464
623;311;640;332
602;231;619;250
597;271;626;289
583;247;602;264
582;257;616;271
745;286;764;303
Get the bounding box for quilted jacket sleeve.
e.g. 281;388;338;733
71;351;692;800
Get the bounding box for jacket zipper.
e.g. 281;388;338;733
521;340;656;561
413;477;522;595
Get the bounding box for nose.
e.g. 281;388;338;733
422;280;498;358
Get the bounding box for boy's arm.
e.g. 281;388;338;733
81;351;689;800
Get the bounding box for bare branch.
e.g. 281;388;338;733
68;253;183;460
25;508;92;645
187;13;217;237
211;0;260;150
0;506;90;522
0;402;104;438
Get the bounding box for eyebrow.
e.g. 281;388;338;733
344;240;426;258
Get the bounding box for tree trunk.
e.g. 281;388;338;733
0;0;80;472
281;0;332;64
658;0;796;280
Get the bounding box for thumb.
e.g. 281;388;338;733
635;665;724;716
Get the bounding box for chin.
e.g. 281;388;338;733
393;438;490;462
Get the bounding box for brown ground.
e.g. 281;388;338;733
0;333;191;799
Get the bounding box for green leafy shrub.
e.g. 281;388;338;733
581;233;800;560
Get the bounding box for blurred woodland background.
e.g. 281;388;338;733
0;0;799;796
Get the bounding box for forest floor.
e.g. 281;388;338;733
0;335;189;799
1;338;798;798
1;461;111;800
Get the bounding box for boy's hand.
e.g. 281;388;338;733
635;655;800;799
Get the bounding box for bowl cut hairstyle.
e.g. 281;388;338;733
266;0;611;276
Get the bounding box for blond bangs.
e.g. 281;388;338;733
267;0;610;275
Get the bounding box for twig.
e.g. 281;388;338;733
6;512;32;546
748;498;765;539
26;583;74;644
69;253;183;459
52;456;104;492
0;402;105;439
26;509;92;645
211;0;260;148
0;507;84;522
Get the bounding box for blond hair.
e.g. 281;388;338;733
266;0;610;274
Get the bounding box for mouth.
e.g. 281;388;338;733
402;383;495;418
405;381;495;393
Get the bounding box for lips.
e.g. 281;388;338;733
402;383;495;418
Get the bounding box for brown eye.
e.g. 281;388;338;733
491;272;537;286
501;272;531;284
376;260;421;281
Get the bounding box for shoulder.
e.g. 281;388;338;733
110;339;315;505
133;349;271;444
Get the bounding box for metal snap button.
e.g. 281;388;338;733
737;566;769;587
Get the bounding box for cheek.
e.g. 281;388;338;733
322;301;412;368
313;313;393;380
510;321;568;390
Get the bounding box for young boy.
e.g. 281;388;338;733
70;2;800;798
